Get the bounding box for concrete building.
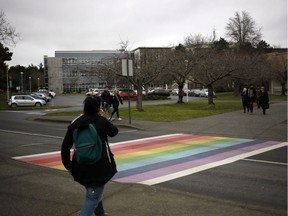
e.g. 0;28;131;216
44;50;123;94
44;48;287;95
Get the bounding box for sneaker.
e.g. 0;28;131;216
97;212;109;216
118;118;122;121
109;118;115;121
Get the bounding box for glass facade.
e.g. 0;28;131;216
46;51;123;93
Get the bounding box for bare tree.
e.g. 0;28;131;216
190;48;244;104
184;33;215;49
0;11;20;46
268;52;287;95
225;11;262;47
114;41;169;111
165;45;196;103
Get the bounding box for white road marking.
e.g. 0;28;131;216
140;142;287;185
242;158;287;166
20;143;48;147
0;129;63;139
119;129;138;134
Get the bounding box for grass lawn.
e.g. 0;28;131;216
119;101;242;122
1;92;286;122
44;101;243;122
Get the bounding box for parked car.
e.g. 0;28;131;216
8;95;46;107
188;89;201;97
86;88;105;96
48;90;56;97
134;87;146;95
148;88;170;97
199;89;216;97
33;92;51;102
118;88;138;100
38;89;56;97
171;89;179;96
30;94;48;102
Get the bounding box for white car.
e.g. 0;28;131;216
199;89;215;97
86;88;105;96
171;89;179;96
48;91;56;97
8;95;46;107
38;89;56;98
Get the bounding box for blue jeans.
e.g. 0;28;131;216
79;185;105;216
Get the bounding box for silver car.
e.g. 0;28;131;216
8;95;46;108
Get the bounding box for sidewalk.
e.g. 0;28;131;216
35;100;287;216
37;100;287;141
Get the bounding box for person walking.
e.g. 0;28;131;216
247;84;257;114
240;87;249;113
61;95;118;216
109;89;123;121
258;86;269;115
101;86;112;118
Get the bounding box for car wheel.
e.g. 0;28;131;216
11;103;17;108
35;102;41;107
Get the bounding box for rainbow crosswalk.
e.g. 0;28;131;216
13;133;287;185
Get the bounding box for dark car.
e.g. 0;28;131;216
148;88;170;97
188;89;201;97
30;94;48;102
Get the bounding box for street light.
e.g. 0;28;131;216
6;64;9;103
29;77;31;92
20;72;24;93
37;78;40;90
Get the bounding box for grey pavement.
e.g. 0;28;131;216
38;100;287;142
19;100;288;215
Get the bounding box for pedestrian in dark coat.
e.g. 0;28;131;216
109;89;123;121
101;86;112;118
61;95;118;216
258;86;269;115
240;88;249;113
247;84;257;113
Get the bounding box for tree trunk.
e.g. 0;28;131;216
207;85;215;105
136;86;144;111
177;85;185;103
281;82;286;96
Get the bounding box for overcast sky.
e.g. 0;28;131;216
1;0;287;67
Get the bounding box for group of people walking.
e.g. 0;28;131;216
101;86;123;121
241;84;269;115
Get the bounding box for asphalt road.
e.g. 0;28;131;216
0;95;286;216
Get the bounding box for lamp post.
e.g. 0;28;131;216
29;77;31;92
6;64;9;103
20;72;24;93
37;78;40;90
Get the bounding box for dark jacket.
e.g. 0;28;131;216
240;92;248;103
61;114;118;187
111;93;123;108
101;90;112;105
247;87;256;102
258;90;269;109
